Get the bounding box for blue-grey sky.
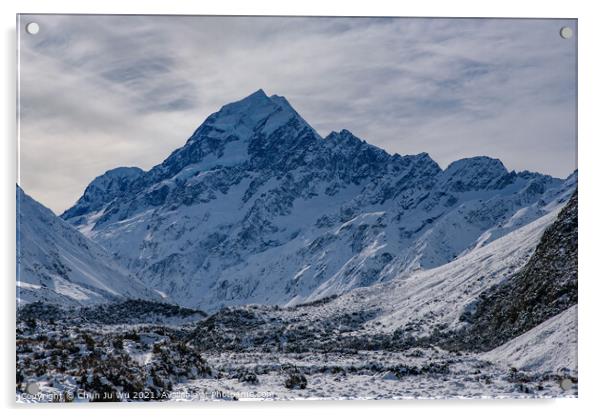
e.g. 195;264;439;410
18;15;577;213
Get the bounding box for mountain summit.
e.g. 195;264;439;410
61;91;576;310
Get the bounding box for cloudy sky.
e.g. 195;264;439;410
18;15;577;213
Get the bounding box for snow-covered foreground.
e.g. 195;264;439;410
16;299;578;403
169;349;576;401
16;347;577;403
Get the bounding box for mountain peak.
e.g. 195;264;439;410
61;166;144;220
186;90;307;145
440;156;508;192
134;91;319;186
218;89;274;118
231;88;270;107
326;129;360;143
101;166;145;180
252;88;267;96
444;156;507;176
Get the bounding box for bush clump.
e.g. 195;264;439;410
237;370;259;385
284;368;307;389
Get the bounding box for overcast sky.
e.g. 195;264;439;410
18;15;577;213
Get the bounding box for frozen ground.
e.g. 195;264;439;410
17;349;576;402
171;349;576;401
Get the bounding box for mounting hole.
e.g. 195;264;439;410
26;22;40;35
25;382;39;395
560;378;573;391
560;26;573;39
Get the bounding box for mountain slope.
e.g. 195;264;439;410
481;305;577;373
186;204;570;357
320;203;568;338
16;186;160;306
61;90;577;310
449;190;577;351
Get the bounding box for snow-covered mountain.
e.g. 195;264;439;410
61;89;577;310
16;186;160;306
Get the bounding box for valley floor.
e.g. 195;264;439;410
15;290;578;402
169;351;576;401
16;349;577;402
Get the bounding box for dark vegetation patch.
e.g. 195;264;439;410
16;318;210;402
17;299;206;326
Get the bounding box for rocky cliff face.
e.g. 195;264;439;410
451;190;577;351
60;90;576;310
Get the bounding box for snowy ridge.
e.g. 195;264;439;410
16;186;160;306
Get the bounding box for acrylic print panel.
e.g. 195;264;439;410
16;15;577;402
